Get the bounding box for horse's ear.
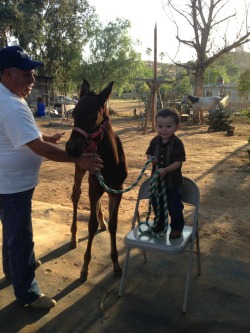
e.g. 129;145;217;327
80;79;90;97
99;81;114;106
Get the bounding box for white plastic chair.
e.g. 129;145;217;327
118;176;201;313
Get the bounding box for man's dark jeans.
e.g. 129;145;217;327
0;188;41;304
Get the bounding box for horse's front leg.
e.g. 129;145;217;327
80;185;103;281
71;164;86;249
108;192;122;277
199;110;205;124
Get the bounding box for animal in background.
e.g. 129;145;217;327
182;94;230;124
133;108;145;129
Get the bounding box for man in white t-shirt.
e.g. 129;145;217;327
0;46;103;309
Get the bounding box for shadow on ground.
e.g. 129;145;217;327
0;132;249;333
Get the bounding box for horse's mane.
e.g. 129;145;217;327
188;95;199;103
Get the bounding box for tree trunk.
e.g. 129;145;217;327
193;69;205;124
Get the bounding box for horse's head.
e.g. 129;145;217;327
181;94;188;105
66;79;114;157
182;94;196;106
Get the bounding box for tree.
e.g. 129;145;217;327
176;70;192;97
163;0;250;123
159;51;165;74
238;69;250;97
0;0;44;48
204;66;228;85
80;18;145;93
159;51;165;63
35;0;96;89
202;53;241;87
146;47;152;66
212;53;240;82
0;0;96;93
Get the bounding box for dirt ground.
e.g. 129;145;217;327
0;102;250;333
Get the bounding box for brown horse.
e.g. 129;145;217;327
66;79;128;281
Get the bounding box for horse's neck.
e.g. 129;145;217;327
96;123;127;183
98;125;116;152
98;127;123;163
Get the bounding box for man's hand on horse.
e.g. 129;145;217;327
51;132;65;144
78;154;103;174
42;132;65;144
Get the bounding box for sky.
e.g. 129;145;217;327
88;0;195;63
88;0;250;64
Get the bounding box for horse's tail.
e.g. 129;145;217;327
219;95;230;108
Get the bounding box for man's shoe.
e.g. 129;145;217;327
30;294;56;309
4;259;42;280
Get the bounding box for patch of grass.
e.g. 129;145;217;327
240;108;250;118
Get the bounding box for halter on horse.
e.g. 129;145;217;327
66;79;128;281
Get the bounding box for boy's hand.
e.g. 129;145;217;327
158;168;167;178
149;155;158;165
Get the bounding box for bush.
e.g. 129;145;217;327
241;108;250;118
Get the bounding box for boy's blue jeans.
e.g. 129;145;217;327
152;188;184;231
0;188;41;304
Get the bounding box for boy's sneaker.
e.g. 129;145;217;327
169;230;182;239
30;294;56;309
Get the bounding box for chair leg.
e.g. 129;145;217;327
142;249;147;263
182;241;195;313
118;247;131;296
196;232;201;275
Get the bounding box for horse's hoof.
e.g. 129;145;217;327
80;271;88;282
114;268;122;278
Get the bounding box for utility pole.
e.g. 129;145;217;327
137;24;171;134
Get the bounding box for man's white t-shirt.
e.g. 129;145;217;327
0;83;43;194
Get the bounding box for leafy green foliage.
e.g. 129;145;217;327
0;0;96;93
237;69;250;97
0;2;150;96
0;0;44;48
80;18;148;94
206;54;241;84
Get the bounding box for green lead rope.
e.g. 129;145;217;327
138;170;168;239
96;157;168;238
96;157;154;194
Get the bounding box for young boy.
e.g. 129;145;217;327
146;108;186;238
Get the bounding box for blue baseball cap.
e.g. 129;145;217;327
0;46;44;71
